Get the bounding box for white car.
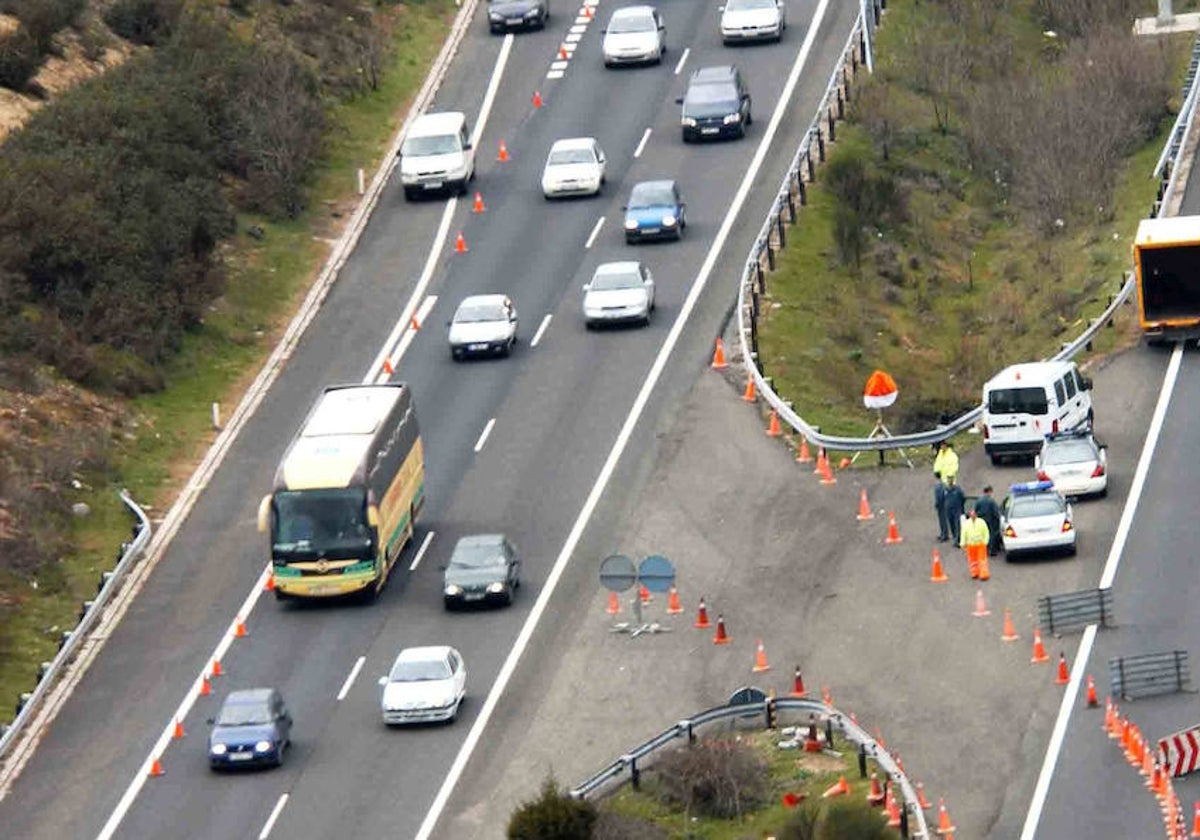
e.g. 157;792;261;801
448;294;518;360
541;138;607;198
602;6;666;67
719;0;785;43
583;261;655;327
1036;430;1107;498
379;646;466;725
1001;481;1076;559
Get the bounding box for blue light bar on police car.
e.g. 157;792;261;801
1011;480;1054;494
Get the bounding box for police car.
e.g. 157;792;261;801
1001;481;1076;559
1035;429;1107;499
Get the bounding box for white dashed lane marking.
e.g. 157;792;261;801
532;314;553;347
474;418;497;453
674;46;690;75
410;530;436;571
585;216;606;248
634;128;652;158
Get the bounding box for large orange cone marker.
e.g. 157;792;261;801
497;140;510;162
821;775;850;798
666;585;683;615
752;639;771;672
796;437;813;463
766;409;782;437
712;614;730;645
606;592;620;615
639;584;652;604
694;597;711;629
711;338;728;369
200;676;212;697
149;757;165;777
972;588;991;618
1190;801;1200;836
819;457;837;485
1030;626;1050;664
930;549;949;583
866;773;886;806
885;784;902;827
532;90;543;108
1055;652;1070;685
1086;674;1099;707
856;488;874;521
742;374;756;402
172;719;185;739
264;574;275;592
884;511;903;544
472;191;486;213
1001;608;1019;641
790;665;807;697
935;798;957;835
455;231;468;253
916;781;933;809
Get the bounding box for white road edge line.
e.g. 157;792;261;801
532;314;553;348
94;34;520;840
585;216;606;249
413;0;834;836
633;128;652;158
474;418;497;453
673;46;690;76
1018;341;1183;840
258;793;289;840
337;656;367;702
410;530;436;572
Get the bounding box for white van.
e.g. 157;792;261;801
981;361;1093;464
399;111;475;200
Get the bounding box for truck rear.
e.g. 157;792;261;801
1135;215;1200;342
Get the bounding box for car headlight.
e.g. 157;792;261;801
624;219;639;230
662;215;676;227
255;740;274;753
723;113;742;125
525;8;540;16
490;12;503;20
486;582;506;594
682;117;697;127
210;743;227;756
445;584;462;596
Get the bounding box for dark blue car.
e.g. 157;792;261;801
208;688;292;770
624;180;687;243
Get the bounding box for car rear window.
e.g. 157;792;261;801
1010;495;1064;517
988;387;1048;415
630;184;675;206
1042;440;1095;465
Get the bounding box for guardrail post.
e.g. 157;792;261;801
755;259;765;293
860;30;868;65
686;721;695;743
828;108;837;142
776;211;787;248
798;178;807;206
786;185;796;223
630;756;640;790
825;716;834;749
858;742;868;777
751;288;760;319
805;148;815;181
837;87;845;120
767;241;776;271
817;130;826;162
900;804;909;837
844;66;852;102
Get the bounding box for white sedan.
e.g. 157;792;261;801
379;646;466;725
448;294;518;360
602;5;666;66
1001;481;1076;559
1036;430;1107;498
719;0;786;44
541;138;607;198
583;261;655;327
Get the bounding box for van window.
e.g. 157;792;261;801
988;387;1048;415
1074;370;1087;391
1063;374;1076;399
1053;380;1066;405
402;134;461;156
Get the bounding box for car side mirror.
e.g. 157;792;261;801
583;284;591;292
463;140;472;150
1081;376;1093;390
206;718;215;726
377;676;388;686
675;97;684;105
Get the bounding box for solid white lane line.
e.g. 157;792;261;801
474;418;496;453
336;656;366;702
633;128;652;158
472;34;515;148
413;1;834;837
1019;342;1183;840
377;295;440;379
532;314;553;347
673;46;690;76
585;216;606;249
258;794;289;840
410;530;436;571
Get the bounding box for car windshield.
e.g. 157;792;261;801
609;12;654;32
217;701;272;727
629;184;675;207
391;658;452;682
592;268;642;291
455;302;506;323
727;0;777;9
272;488;371;558
1043;440;1096;465
450;542;503;568
1010;495;1064;518
988;387;1048;415
402;135;460;156
548;148;595;166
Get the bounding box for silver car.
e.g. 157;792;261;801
542;137;607;198
602;6;666;67
719;0;785;43
583;261;655;327
1036;430;1108;499
378;646;466;725
448;294;518;360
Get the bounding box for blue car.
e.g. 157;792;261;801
208;688;292;770
624;180;687;243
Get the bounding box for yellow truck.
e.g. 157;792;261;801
1134;215;1200;342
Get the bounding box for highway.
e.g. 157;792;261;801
0;1;860;838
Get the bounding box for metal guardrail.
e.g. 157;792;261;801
0;491;151;759
1110;651;1192;701
571;697;930;837
1036;587;1115;636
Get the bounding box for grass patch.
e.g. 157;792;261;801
0;0;457;723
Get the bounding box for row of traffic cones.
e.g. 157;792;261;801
1103;700;1194;839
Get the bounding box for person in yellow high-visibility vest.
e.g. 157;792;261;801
960;507;991;581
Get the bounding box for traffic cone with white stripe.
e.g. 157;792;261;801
606;592;620;615
790;665;807;697
855;488;874;521
884;511;903;544
930;549;949;583
666;585;683;614
752;639;771;672
694;597;711;629
866;773;885;806
149;757;165;777
1055;652;1070;685
712;614;730;645
1030;626;1050;664
935;798;957;835
1086;674;1098;707
796;437;813;463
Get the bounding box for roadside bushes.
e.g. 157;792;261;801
102;0;184;45
0;0;88;89
654;737;770;819
507;777;598;840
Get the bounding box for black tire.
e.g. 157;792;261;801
357;582;378;605
502;588;514;606
585;321;595;330
451;348;462;361
746;109;753;126
1098;486;1108;499
403;187;416;201
625;235;636;245
989;453;1001;466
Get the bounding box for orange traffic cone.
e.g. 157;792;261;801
472;191;486;213
884;511;903;544
803;719;822;752
211;659;223;678
822;685;833;708
838;457;851;470
172;719;185;739
149;757;165;777
916;781;933;809
935;798;957;835
821;775;850;798
796;437;813;463
930;549;949;583
411;314;421;331
558;45;568;60
1086;674;1098;707
752;639;771;672
497;140;510;162
766;410;782;437
639;584;652;604
235;617;247;638
790;665;807;697
742;373;756;402
866;773;886;806
264;573;275;592
382;357;394;375
606;591;620;615
819;457;837;485
812;447;826;475
1001;608;1019;641
711;338;728;369
532;90;543;108
454;231;467;253
1030;626;1050;664
1190;801;1200;836
1055;653;1070;685
1151;762;1165;797
200;676;212;696
583;4;593;17
694;597;711;629
666;585;683;614
712;614;730;645
972;588;991;618
874;728;887;751
885;784;902;827
856;488;874;521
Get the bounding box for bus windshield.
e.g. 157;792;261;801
272;488;373;561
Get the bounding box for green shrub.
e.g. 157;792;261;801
103;0;183;45
507;777;598;840
0;29;40;89
779;797;902;840
654;737;770;819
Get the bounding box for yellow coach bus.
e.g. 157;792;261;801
257;383;424;602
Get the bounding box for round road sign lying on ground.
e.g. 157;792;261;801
638;554;675;593
599;554;637;592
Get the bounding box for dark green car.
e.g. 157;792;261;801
442;534;521;609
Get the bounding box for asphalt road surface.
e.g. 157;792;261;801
0;1;863;839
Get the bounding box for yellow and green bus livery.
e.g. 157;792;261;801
257;383;424;602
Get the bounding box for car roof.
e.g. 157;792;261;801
595;260;642;274
631;179;676;194
985;361;1076;390
223;688;277;705
549;137;597;152
611;5;655;19
394;645;456;663
407;111;466;138
453;533;507;548
457;294;508;309
691;65;738;84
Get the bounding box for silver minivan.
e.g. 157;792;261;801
399;111;475;200
982;361;1093;464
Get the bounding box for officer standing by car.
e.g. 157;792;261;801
944;475;965;547
934;472;950;542
960;507;991;581
973;485;1003;556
